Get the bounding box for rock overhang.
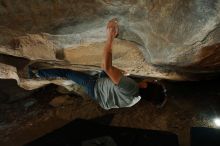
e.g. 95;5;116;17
0;0;220;84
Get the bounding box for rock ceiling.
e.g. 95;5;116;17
0;0;220;92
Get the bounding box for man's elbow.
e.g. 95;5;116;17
101;64;111;72
104;68;111;74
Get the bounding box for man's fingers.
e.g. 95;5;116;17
107;23;115;29
111;18;118;24
107;18;118;28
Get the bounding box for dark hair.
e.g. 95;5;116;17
139;82;166;101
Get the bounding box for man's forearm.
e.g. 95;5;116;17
102;37;113;71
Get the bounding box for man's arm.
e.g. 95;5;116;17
102;19;123;85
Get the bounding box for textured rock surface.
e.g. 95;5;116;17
0;0;220;100
0;1;220;145
49;95;74;107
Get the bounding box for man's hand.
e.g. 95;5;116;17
106;18;119;40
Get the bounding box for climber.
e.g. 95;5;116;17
29;18;167;110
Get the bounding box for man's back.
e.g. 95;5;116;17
94;76;140;110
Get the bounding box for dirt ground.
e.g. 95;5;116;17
0;79;220;146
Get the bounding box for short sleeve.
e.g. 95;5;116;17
118;76;139;96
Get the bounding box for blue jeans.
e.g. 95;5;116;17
37;69;108;100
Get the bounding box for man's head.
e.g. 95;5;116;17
138;79;166;102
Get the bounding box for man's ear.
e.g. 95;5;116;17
138;81;148;88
